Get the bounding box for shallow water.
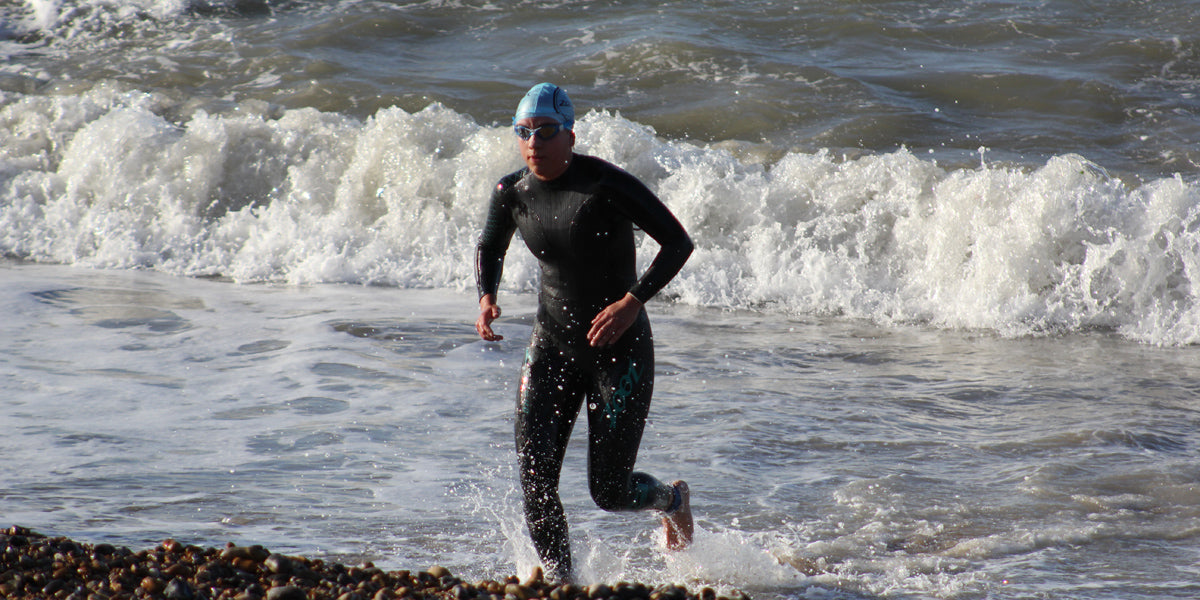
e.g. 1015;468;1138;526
4;261;1200;599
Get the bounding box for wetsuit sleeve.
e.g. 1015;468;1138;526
475;177;519;299
603;169;694;303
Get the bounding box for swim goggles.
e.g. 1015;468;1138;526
514;123;567;141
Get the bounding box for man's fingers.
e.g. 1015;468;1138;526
476;303;504;341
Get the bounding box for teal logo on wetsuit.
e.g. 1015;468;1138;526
604;359;642;429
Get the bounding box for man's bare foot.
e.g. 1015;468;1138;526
662;480;693;550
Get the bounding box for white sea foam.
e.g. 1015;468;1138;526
4;87;1198;344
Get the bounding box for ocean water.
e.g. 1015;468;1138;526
3;1;1200;599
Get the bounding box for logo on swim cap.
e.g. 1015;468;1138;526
514;83;575;130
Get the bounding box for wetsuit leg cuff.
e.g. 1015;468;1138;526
665;484;683;514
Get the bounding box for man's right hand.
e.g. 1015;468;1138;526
476;294;504;341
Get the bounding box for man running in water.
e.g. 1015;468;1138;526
474;83;694;582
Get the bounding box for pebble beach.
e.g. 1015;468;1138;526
0;526;738;600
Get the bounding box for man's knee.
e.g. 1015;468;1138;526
588;473;641;512
591;471;668;512
590;484;627;512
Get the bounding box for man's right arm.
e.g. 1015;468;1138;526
474;177;519;341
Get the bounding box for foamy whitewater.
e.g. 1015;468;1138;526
3;1;1200;599
5;88;1199;343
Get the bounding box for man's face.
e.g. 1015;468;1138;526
516;116;574;181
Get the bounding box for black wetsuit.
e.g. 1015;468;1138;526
475;154;693;579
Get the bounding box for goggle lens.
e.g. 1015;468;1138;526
514;123;565;141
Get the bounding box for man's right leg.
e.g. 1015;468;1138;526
515;345;585;582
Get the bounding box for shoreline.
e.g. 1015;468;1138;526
0;526;748;600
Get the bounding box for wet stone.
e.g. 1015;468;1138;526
0;525;743;600
264;554;294;575
223;545;271;562
587;584;612;600
164;577;198;600
266;584;306;600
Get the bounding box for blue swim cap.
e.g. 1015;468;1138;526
514;83;575;129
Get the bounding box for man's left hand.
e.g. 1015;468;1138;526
588;293;643;347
